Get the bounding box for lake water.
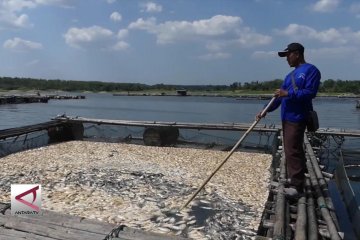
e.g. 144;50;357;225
1;93;359;238
0;93;359;130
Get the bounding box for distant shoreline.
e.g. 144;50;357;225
113;92;360;99
1;89;359;99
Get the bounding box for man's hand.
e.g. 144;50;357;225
256;110;266;121
274;88;288;97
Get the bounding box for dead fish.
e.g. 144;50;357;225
168;217;176;224
199;206;212;210
157;227;170;233
191;226;205;230
187;219;197;225
168;224;186;231
199;199;211;204
175;220;186;225
239;229;256;236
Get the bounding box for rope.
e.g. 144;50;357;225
103;224;126;240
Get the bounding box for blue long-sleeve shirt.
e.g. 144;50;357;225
267;63;321;122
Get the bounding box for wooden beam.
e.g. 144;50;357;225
55;116;279;132
0;121;61;139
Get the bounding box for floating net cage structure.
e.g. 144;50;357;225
309;131;360;239
1;116;359;239
309;132;360;172
83;123;278;152
0;117;282;239
0;117;281;159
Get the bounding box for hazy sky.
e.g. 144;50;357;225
0;0;359;85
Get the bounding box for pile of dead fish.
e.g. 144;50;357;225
0;167;258;239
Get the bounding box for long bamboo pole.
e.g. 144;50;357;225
304;137;340;230
306;178;318;240
295;195;307;240
305;158;341;240
273;137;286;239
179;97;276;211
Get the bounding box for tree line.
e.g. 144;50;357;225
0;76;359;93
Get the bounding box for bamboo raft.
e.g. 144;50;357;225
257;134;343;240
0;117;359;239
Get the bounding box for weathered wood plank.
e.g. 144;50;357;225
3;207;116;235
0;227;57;240
0;214;187;240
116;226;187;240
0;214;107;240
0;121;61;139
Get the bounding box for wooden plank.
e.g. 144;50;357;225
3;208;116;235
0;214;107;240
0;121;61;139
116;227;187;240
0;227;56;240
0;212;185;240
0;215;187;240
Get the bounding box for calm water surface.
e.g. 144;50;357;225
1;93;359;239
0;93;359;130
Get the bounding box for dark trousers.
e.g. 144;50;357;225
282;121;306;191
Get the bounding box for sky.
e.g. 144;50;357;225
0;0;360;85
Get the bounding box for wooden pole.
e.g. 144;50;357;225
57;117;279;132
179;97;276;211
305;178;318;240
304;136;340;230
273;139;286;239
295;196;307;240
305;158;341;240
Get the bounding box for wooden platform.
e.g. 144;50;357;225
256;133;345;240
0;203;186;240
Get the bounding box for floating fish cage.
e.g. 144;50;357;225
0;116;280;239
0;116;359;239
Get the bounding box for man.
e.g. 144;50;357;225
257;43;321;197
